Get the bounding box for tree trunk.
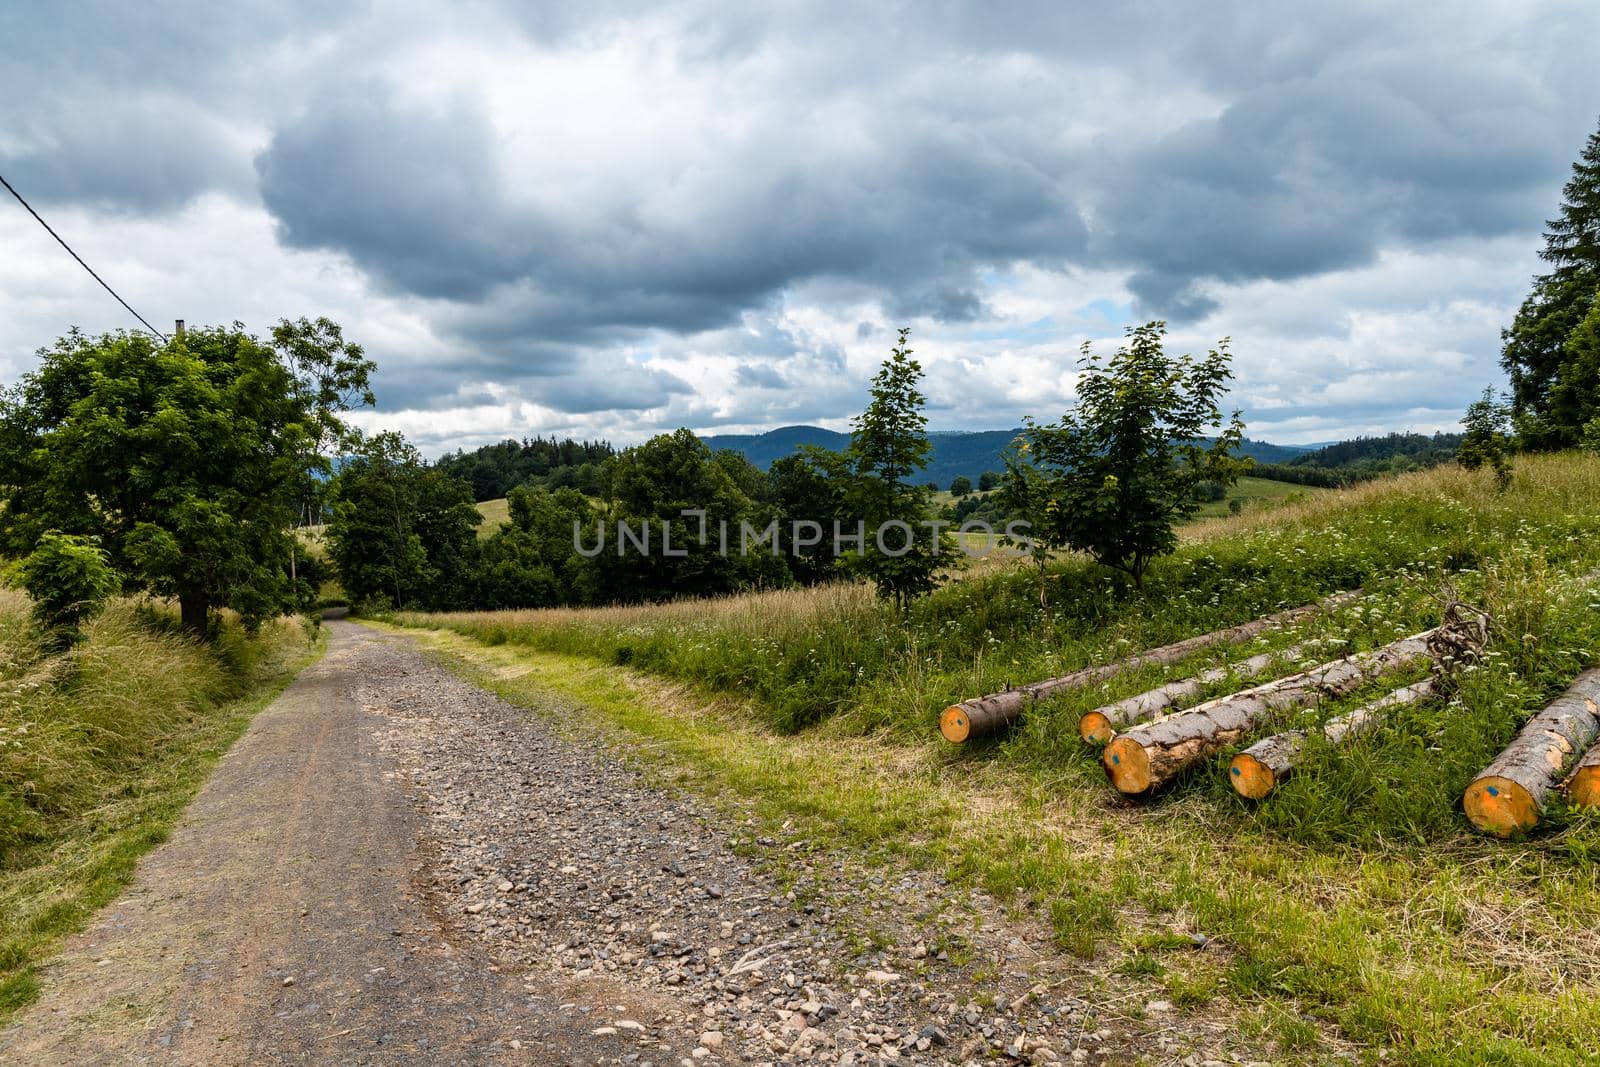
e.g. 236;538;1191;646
1463;667;1600;836
179;591;211;636
1227;678;1438;799
1103;628;1445;794
1079;641;1323;744
938;591;1360;743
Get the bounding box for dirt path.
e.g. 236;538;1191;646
2;622;1240;1066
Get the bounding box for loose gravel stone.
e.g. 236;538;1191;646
353;630;1250;1064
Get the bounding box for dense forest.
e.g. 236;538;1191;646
1251;431;1466;487
433;436;614;501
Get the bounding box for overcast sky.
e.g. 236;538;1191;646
3;2;1597;453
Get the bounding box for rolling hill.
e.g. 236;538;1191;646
702;425;1313;488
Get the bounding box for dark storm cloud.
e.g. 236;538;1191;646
254;83;1086;352
257;90;534;302
735;363;788;389
0;1;357;211
1094;68;1577;319
533;365;695;413
4;0;1599;428
1;99;252;213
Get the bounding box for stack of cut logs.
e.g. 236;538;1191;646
939;585;1600;833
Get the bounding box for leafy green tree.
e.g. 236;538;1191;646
768;450;851;585
472;485;597;608
1502;118;1600;448
12;532;120;650
327;432;481;609
1458;388;1515;491
977;470;1001;492
949;475;973;497
1010;322;1247;586
0;320;373;633
597;429;786;602
845;328;944;608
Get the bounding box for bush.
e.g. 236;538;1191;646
11;533;119;650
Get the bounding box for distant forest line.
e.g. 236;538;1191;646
436;426;1467;502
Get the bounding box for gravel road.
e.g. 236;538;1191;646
1;621;1240;1066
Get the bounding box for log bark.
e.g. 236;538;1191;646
1103;629;1444;794
1463;667;1600;836
938;591;1361;743
1079;641;1323;745
1227;678;1438;799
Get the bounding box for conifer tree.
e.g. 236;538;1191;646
1501;117;1600;447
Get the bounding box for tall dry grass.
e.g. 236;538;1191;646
0;591;313;1017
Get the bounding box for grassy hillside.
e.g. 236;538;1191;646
475;495;509;535
0;594;317;1020
1193;474;1323;517
395;453;1600;1063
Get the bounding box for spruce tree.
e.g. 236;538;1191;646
1501;117;1600;447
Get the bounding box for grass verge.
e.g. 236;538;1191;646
0;593;321;1022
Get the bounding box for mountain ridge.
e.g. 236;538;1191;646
701;424;1313;487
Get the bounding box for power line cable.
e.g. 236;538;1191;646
0;171;169;342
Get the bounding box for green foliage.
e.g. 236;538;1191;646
11;533;119;650
0;320;373;634
435;436;614;501
977;470;1001;492
1502;118;1600;448
1458;388;1514;491
768;449;851;586
1010;322;1249;585
844;328;944;608
472;485;597;608
595;429;787;603
1545;293;1600;443
327;432;481;610
949;475;972;497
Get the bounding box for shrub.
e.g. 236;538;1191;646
11;532;119;650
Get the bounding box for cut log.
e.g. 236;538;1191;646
1463;667;1600;836
1567;743;1600;809
938;591;1361;743
1079;641;1325;744
1228;678;1438;799
1103;628;1448;794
